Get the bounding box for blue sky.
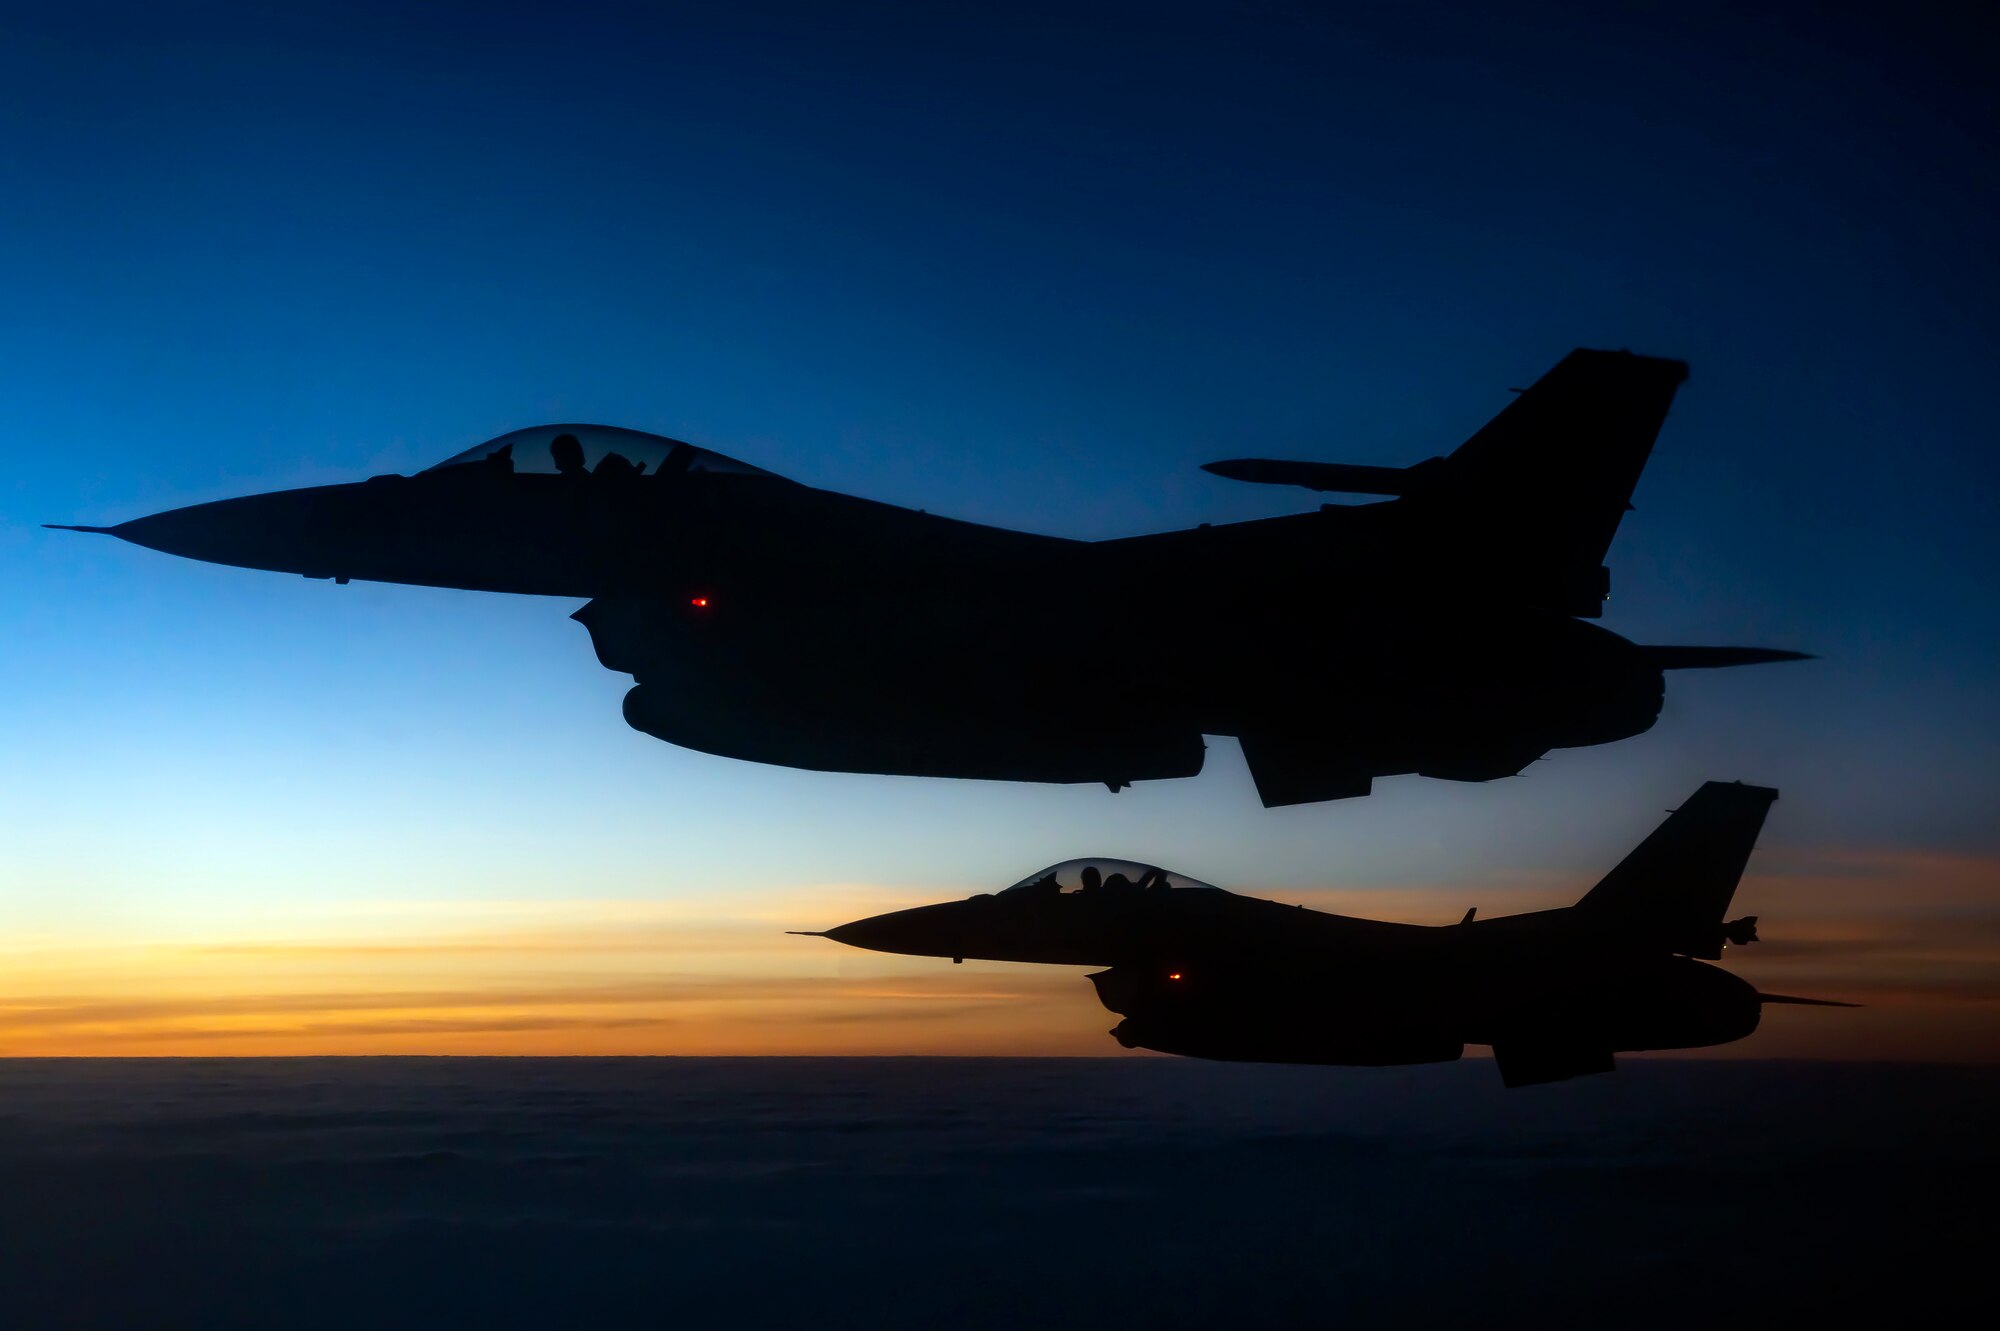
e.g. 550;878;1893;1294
1;2;1994;1051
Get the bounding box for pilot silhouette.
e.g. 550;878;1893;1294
1079;865;1102;893
550;433;587;476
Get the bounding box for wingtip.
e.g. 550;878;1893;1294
1758;992;1862;1008
1645;646;1816;670
43;523;117;534
785;930;828;937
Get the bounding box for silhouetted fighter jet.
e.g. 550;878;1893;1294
799;782;1855;1086
51;350;1805;805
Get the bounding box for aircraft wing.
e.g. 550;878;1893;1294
1490;1042;1616;1088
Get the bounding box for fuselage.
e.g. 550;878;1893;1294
803;784;1830;1084
98;454;1664;776
815;877;1763;1069
59;398;1799;802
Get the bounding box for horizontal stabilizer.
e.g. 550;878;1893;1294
1201;458;1435;496
1758;993;1861;1008
1642;646;1814;670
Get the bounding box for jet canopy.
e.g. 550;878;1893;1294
999;858;1224;897
426;424;777;480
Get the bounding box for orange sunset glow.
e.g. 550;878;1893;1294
5;849;1993;1061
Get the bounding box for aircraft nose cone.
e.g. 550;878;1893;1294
55;487;380;580
821;920;880;948
817;902;973;960
108;493;329;572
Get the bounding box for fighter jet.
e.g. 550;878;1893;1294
51;350;1805;805
798;782;1855;1086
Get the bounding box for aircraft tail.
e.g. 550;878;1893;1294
1202;349;1689;617
1573;780;1777;959
1427;348;1688;617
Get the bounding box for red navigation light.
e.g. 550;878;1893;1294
690;597;709;608
1167;972;1183;981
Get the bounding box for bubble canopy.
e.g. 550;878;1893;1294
999;858;1224;896
425;424;777;479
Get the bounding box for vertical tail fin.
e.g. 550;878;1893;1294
1574;781;1778;959
1199;348;1688;617
1426;348;1689;617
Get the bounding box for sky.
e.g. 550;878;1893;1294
2;0;1995;1058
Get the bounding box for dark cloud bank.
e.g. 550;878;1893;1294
1;1058;1990;1328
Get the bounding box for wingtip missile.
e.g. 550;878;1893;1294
1641;646;1815;670
1758;992;1862;1008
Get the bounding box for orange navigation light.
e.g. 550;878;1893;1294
1168;972;1183;981
690;596;710;608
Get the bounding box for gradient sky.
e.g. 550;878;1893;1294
3;1;1995;1058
